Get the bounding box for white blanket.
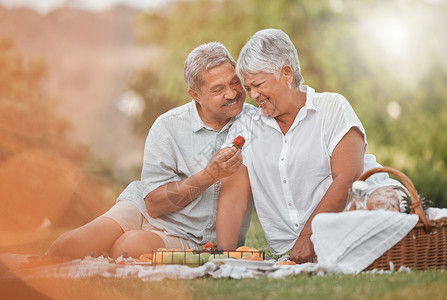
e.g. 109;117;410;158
311;210;419;274
0;251;412;281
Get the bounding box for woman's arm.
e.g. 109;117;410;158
290;127;365;263
216;165;251;250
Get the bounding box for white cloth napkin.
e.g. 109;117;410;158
311;210;418;274
425;207;447;220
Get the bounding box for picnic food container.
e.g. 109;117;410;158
152;249;265;267
359;167;447;271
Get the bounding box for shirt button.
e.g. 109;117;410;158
284;139;288;143
288;203;292;207
283;180;287;184
281;157;284;161
295;224;299;227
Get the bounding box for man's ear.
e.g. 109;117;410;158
188;88;200;103
282;65;294;85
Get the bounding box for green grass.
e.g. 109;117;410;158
18;270;447;300
245;210;269;251
2;212;447;300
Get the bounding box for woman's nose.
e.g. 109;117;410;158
248;89;260;101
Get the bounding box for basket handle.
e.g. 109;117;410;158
357;167;431;232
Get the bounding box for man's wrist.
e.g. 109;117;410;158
203;166;220;183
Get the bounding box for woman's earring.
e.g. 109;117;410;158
288;82;291;89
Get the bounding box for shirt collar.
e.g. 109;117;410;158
190;100;206;132
189;100;236;133
301;85;317;112
254;85;317;122
253;106;263;121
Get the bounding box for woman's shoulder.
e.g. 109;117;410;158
313;91;349;106
311;91;354;116
230;106;260;135
242;102;257;112
236;104;258;121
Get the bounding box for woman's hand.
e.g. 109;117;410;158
289;233;315;264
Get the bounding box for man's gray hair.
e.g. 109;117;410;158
184;42;236;92
236;28;304;88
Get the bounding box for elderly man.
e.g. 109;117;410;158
47;42;254;259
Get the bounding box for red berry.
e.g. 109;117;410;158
232;135;245;149
201;242;215;251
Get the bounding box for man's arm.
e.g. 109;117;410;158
290;127;365;263
146;147;242;218
216;165;251;250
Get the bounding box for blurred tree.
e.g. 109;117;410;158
132;0;447;207
0;37;116;231
127;67;178;136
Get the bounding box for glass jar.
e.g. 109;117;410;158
345;180;369;211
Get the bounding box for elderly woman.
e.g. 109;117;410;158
216;29;404;263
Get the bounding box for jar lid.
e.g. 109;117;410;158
352;180;369;192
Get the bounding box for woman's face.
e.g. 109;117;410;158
243;72;288;118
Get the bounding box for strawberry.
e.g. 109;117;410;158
232;135;245;149
201;242;215;252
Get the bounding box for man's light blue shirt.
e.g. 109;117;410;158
117;100;255;249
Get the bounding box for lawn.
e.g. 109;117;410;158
2;212;447;300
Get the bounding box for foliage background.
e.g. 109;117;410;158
0;37;119;231
131;0;447;207
0;0;446;235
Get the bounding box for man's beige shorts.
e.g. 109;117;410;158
100;201;189;250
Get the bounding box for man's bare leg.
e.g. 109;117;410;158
109;230;165;259
46;217;124;259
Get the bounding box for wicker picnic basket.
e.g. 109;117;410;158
359;167;447;271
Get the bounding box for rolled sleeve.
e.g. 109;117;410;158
141;119;182;198
326;95;367;156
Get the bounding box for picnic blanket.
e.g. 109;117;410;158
5;209;445;281
1;254;410;283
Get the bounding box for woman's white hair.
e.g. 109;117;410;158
184;42;236;92
236;28;304;88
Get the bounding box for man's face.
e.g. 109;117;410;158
193;61;246;129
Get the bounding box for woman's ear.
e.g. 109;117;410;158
188;88;200;103
282;65;294;86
